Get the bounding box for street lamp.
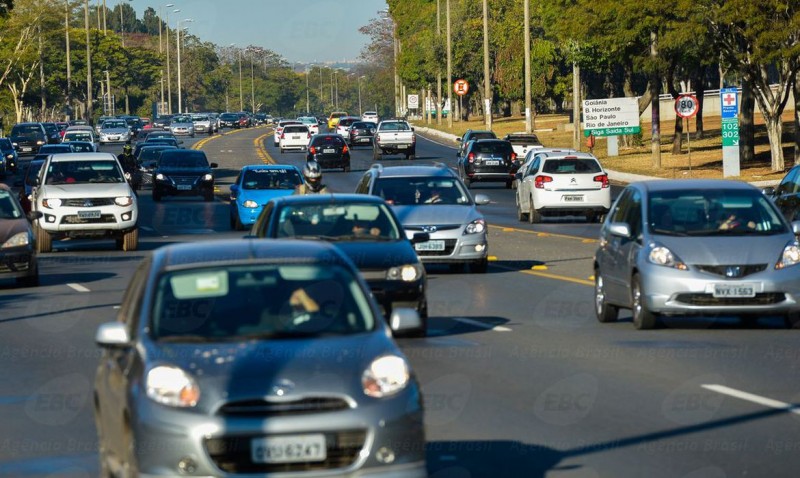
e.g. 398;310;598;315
358;75;366;116
176;18;193;114
166;8;180;114
119;0;132;47
84;0;92;124
158;4;174;116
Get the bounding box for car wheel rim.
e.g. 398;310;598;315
633;282;642;321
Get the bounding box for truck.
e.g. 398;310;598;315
503;132;544;159
373;119;416;160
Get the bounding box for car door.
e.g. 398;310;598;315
604;189;643;306
774;166;800;221
518;157;541;211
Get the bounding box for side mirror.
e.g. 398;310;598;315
791;221;800;236
95;322;130;348
473;194;490;206
608;222;632;238
411;232;430;244
389;307;422;333
762;186;776;196
27;211;43;221
230;184;239;192
209;162;218;168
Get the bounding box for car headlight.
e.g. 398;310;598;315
12;142;17;148
146;365;200;407
242;199;258;208
776;242;800;269
115;196;133;207
464;218;486;235
2;232;30;248
362;355;409;398
202;173;213;181
647;244;688;270
6;154;13;159
36;140;45;145
155;173;165;181
386;264;423;282
43;198;62;209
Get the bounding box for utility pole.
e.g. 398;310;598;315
446;0;452;128
306;68;310;114
105;69;112;115
250;51;255;113
524;0;531;133
436;0;442;125
482;0;492;130
166;8;179;114
85;0;93;124
102;0;107;34
238;48;243;111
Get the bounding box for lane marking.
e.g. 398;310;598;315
455;317;512;332
67;283;90;292
489;224;598;243
253;133;274;164
701;384;800;415
519;268;593;286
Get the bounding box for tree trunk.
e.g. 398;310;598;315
794;75;800;165
739;78;755;163
650;31;661;169
693;67;706;139
764;115;785;171
666;65;683;155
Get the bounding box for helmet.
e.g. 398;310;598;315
123;144;132;153
303;161;322;190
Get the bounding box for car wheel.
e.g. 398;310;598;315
16;270;39;288
785;312;800;329
528;197;541;224
203;191;214;202
594;272;618;323
35;223;52;253
505;181;513;189
120;228;138;252
516;202;528;222
471;258;488;273
632;274;658;330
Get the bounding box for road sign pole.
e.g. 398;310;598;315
686;117;691;177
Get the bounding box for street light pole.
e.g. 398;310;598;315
250;50;255;113
65;0;71;119
238;48;243;111
166;8;179;114
84;0;92;124
159;4;173;116
306;68;310;114
176;18;193;114
482;0;492;130
524;0;531;133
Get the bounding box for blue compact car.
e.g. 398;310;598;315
229;164;303;230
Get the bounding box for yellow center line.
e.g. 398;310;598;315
489;224;598;243
253;133;274;164
491;261;593;286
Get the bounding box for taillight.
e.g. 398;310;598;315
467;152;476;163
535;175;553;189
309;146;316;154
594;174;609;188
342;145;349;154
280;132;285;139
411;133;416;144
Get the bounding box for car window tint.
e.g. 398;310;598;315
242;169;301;190
312;136;345;147
542;158;602;174
473;142;512;154
0;190;23;219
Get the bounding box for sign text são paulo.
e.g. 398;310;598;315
582;97;641;137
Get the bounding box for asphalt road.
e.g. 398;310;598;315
1;126;799;477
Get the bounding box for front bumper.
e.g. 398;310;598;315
233;203;264;226
99;133;131;143
0;247;36;279
128;387;425;477
154;178;214;197
38;203;137;234
405;229;488;264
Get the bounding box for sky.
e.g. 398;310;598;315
129;0;389;64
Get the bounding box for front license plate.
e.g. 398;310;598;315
251;434;326;464
323;148;336;153
562;195;584;202
483;160;500;166
415;240;445;251
77;210;101;219
176;184;192;191
21;147;31;152
359;138;370;142
713;283;756;298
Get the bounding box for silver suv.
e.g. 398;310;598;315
356;164;490;273
32;152;138;252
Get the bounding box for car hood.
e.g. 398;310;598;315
239;189;295;205
0;217;30;243
99;128;128;134
333;240;420;269
40;182;132;198
392;204;480;227
144;332;398;412
651;233;793;265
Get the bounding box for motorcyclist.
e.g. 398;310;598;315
294;161;330;194
117;143;140;191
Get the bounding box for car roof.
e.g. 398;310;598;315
270;193;386;206
635;179;758;193
153;239;351;272
540;152;597;160
369;164;456;178
48;152;117;162
241;164;300;171
66;125;94;131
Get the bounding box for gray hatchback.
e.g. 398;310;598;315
594;180;800;329
93;239;426;477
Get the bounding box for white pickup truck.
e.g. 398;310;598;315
373;120;416;160
503;132;543;159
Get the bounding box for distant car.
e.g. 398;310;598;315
361;111;379;123
92;239;425;478
62;126;100;151
9;123;47;156
515;151;610;223
373;119;416;160
67;141;97;153
97;119;132;144
763;164;800;222
273;119;301;147
41;122;62;144
168;115;195;137
191;114;214;135
250;193;430;335
306;134;350;172
347;121;376;147
327;111;348;129
456;129;496;159
0;138;18;176
0;184;39;287
335;116;360;138
237;113;252;128
297;116;320;135
503;132;543;158
218;112;240;129
594;180;800;330
356;164;490;273
151;115;172;130
457;138;519;189
141;130;180;143
228;164;302;230
135;137;180;157
152;149;217;202
278;124;311;153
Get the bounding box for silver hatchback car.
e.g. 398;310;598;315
93;239;426;477
594;180;800;329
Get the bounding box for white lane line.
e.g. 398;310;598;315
67;283;90;292
454;318;511;332
701;384;800;415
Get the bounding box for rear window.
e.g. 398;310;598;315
284;126;309;133
338;118;357;126
379;122;410;131
311;135;345;147
469;132;496;141
506;134;541;145
472;141;513;154
542;158;602;174
159;152;209;168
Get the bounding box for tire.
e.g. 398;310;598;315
505;181;513;189
120;228;138;252
632;274;658;330
471;258;488;273
407;149;416;160
35;223;52;253
528;197;541;224
203;191;214;202
16;270;39;288
785;312;800;329
594;272;618;323
230;212;242;231
516;202;528;222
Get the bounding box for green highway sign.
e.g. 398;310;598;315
721;118;739;147
584;126;641;137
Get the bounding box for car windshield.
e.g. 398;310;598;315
159;155;208;168
192;116;209;122
11;125;42;137
64;132;93;142
242;168;302;190
220;113;238;120
151;263;375;341
102;121;127;129
0;189;23;219
69;142;94;152
648;189;788;236
542;158;602;174
172;116;192;124
277;202;401;241
139;147;175;162
380;122;410;131
374;177;471;206
45;160;124;184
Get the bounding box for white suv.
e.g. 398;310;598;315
32;153;139;252
515;151;610;223
279;124;311;153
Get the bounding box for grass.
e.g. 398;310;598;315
412;109;798;183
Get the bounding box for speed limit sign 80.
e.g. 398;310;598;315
675;94;699;118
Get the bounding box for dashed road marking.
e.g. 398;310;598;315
67;283;90;292
455;318;511;332
701;384;800;416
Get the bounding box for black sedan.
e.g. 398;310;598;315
250;193;430;336
0;184;39;287
9;123;47;156
152;149;218;201
347;121;377;147
457;138;520;188
306;134;350;172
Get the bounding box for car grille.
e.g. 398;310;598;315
61;214;117;224
416;239;458;256
405;225;463;232
204;429;367;473
217;397;351;417
0;254;32;273
172;176;198;186
674;293;786;306
694;264;768;278
63;198;115;207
